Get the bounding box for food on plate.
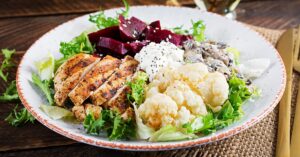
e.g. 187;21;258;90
31;0;268;142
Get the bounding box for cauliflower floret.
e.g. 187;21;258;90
184;90;208;116
177;63;209;85
138;93;178;130
165;80;207;116
174;106;194;127
152;66;179;92
196;72;229;111
146;86;160;98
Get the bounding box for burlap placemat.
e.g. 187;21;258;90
133;26;293;157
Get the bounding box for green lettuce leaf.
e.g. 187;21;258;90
171;25;189;35
35;53;55;80
171;20;206;42
0;80;19;102
40;104;73;120
0;49;15;82
226;47;240;65
59;32;94;59
83;109;136;140
127;71;148;105
31;73;54;105
5;104;35;127
149;125;197;142
89;0;130;29
191;20;206;42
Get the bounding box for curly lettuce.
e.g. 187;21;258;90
5;104;35;127
89;0;130;29
171;20;206;42
83;109;135;140
0;49;15;82
126;71;148;105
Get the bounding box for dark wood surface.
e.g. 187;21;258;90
0;0;299;156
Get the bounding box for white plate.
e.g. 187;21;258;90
16;6;286;150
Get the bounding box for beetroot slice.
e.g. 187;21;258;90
97;37;128;55
125;40;150;53
119;15;147;41
144;24;192;46
149;21;161;30
88;26;120;44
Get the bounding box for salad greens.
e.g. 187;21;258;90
89;0;130;29
127;71;148;106
191;20;206;42
56;32;94;70
0;49;15;82
35;53;55;81
0;80;19;101
183;75;252;135
32;74;54;106
5;104;35;127
40;104;73;120
171;20;206;42
149;125;196;142
84;109;135;140
226;47;240;65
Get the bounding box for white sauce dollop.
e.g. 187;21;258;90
134;41;184;80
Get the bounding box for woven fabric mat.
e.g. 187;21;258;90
134;26;295;157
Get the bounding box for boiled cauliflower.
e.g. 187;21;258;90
174;106;193;127
165;80;207;116
151;66;179;92
139;63;229;131
177;63;208;85
138;93;178;130
196;72;229;111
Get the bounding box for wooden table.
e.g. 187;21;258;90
0;0;299;156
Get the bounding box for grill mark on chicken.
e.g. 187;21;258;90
54;54;99;106
90;56;139;106
107;85;131;114
68;55;121;106
54;54;93;91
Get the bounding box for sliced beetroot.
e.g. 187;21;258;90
144;24;192;46
119;15;147;41
97;37;128;55
88;26;120;44
149;21;161;30
126;40;150;53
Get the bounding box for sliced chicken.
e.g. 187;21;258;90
90;56;139;106
72;105;85;121
106;85;131;114
54;54;95;91
121;107;134;121
68;55;121;106
72;103;102;121
54;54;99;106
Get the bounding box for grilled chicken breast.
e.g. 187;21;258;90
90;56;139;106
107;85;131;114
54;54;99;106
68;55;121;106
72;103;102;121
